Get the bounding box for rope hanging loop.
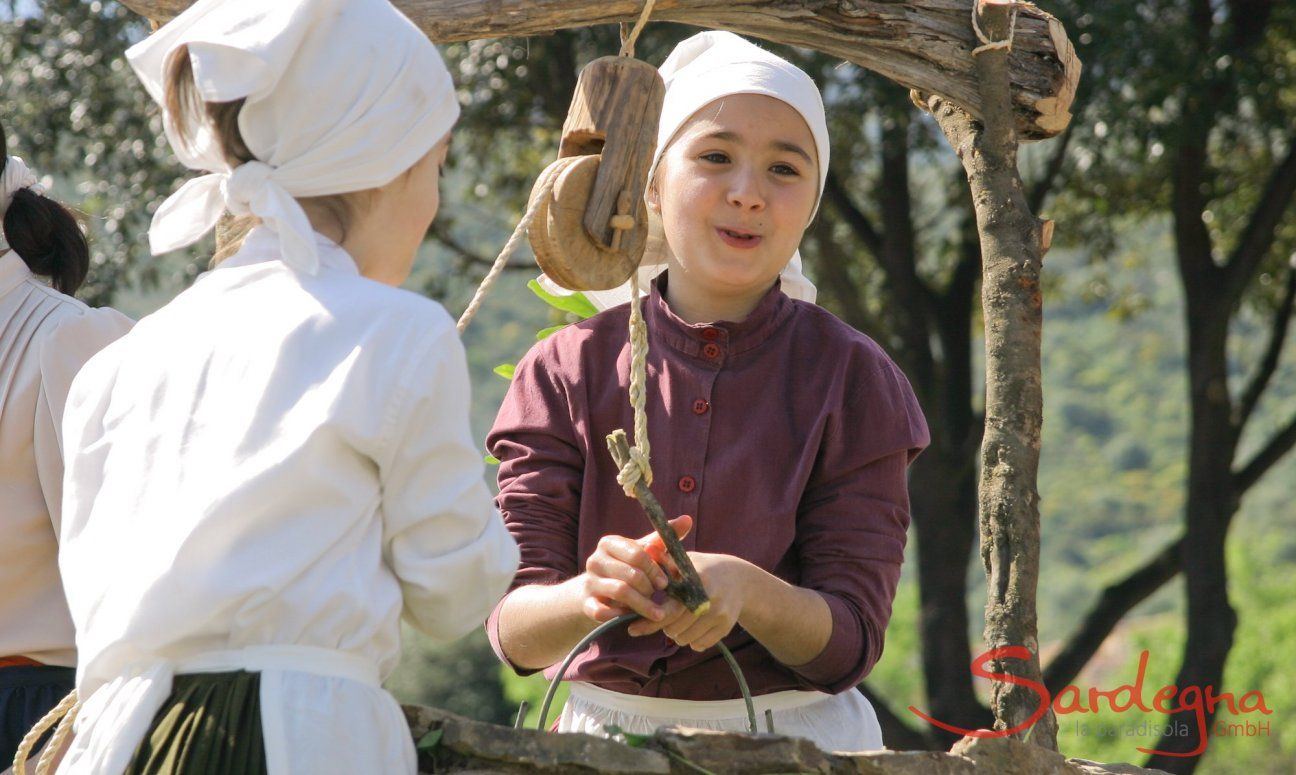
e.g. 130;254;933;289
528;55;665;291
971;0;1021;56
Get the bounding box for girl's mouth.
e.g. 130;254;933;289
716;227;763;249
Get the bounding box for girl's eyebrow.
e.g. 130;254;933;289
699;130;814;166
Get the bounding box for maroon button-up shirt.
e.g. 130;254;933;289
486;276;929;699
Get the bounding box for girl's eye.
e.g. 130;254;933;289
700;152;730;164
771;163;800;177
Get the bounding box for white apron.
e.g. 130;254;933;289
559;681;884;753
58;645;415;775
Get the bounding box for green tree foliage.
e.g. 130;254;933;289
0;0;205;304
1036;3;1296;769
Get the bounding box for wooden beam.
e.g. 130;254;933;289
118;0;1080;141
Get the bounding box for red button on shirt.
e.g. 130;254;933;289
702;343;721;359
701;328;720;341
692;399;709;415
678;476;696;493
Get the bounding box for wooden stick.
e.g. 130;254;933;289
119;0;1080;142
606;430;710;614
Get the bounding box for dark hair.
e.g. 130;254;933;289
1;123;90;294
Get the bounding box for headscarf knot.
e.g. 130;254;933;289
223;161;275;217
1;155;44;216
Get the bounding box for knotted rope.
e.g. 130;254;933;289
971;1;1020;56
615;282;653;494
462;0;659;496
13;689;79;775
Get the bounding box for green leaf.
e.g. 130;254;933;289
484;454;500;465
416;729;443;752
493;363;516;380
603;724;653;748
527;279;599;319
536;324;568;340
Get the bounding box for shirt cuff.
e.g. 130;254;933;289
787;592;867;692
485;593;543;677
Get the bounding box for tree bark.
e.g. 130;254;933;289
920;1;1056;750
119;0;1079;142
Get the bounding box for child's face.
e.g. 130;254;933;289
650;94;818;302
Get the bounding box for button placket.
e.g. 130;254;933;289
672;366;716;550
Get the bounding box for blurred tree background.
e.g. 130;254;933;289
2;1;1293;772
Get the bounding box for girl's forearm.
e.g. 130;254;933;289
495;578;602;670
736;563;834;667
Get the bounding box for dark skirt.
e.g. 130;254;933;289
0;664;76;768
125;670;267;775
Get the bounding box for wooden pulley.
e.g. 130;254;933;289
528;55;665;291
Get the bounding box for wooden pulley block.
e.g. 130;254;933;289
528;55;665;291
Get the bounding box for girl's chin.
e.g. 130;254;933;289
686;266;782;295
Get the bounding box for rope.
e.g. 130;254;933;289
13;689;78;775
971;1;1020;56
618;0;658;58
614;282;653;494
456;156;579;334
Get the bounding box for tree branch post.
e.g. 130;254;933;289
121;0;1080;143
918;0;1057;751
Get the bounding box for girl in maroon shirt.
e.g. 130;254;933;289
487;32;928;751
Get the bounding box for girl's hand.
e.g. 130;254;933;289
627;551;754;652
578;515;693;624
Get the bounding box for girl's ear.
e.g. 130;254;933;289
646;183;661;213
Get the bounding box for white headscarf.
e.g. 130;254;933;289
549;30;827;310
1;155;42;215
128;0;459;274
0;155;45;252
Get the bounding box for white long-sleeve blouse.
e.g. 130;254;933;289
57;228;519;774
0;251;132;667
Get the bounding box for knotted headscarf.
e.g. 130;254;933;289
1;155;43;214
128;0;459;274
0;155;45;252
553;30;828;310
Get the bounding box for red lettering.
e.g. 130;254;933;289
1206;687;1237;716
1238;691;1271;715
1093;650;1152;713
908;647;1049;738
1053;685;1087;714
1139;684;1207;758
1152;685;1176;714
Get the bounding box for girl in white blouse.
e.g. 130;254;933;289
53;1;519;773
0;123;132;769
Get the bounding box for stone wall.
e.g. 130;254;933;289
403;705;1169;775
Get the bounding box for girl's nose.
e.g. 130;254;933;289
727;168;766;211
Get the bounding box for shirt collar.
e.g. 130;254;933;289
645;272;796;365
218;226;361;276
0;250;35;297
